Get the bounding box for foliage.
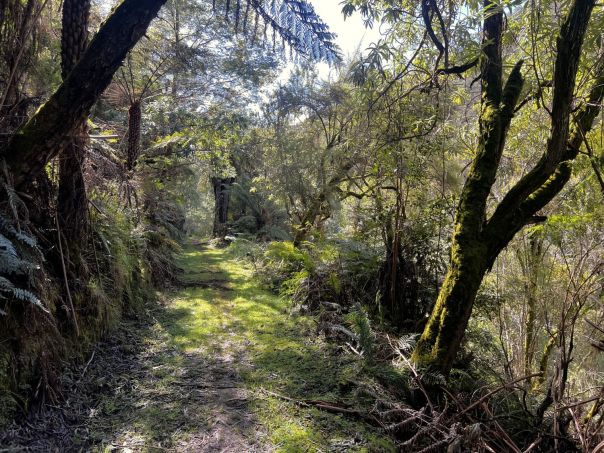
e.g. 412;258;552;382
0;174;46;315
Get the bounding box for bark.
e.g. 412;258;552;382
57;129;88;242
57;0;91;246
126;100;142;171
0;0;43;136
411;0;599;376
1;0;168;188
212;177;234;238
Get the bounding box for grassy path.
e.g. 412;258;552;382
2;242;395;452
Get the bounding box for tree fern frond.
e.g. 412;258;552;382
0;249;35;275
220;0;342;64
420;370;446;387
11;288;48;313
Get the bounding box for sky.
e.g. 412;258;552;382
95;0;381;81
310;0;381;58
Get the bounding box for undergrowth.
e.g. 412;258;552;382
0;173;179;428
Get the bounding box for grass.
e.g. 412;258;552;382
3;240;395;451
164;242;396;452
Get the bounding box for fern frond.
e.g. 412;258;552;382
220;0;342;64
12;288;48;313
397;334;419;354
0;233;17;257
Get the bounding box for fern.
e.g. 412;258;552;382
217;0;342;64
346;305;375;358
0;172;46;314
0;249;35;276
0;277;48;313
0;233;17;257
397;334;419;354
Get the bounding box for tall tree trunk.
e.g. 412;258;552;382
57;0;91;246
412;0;600;376
1;0;168;188
212;177;234;238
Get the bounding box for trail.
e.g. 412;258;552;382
1;242;394;452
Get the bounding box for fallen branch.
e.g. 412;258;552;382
258;387;385;428
458;372;543;416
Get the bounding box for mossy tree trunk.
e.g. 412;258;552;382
412;0;602;376
57;0;91;247
1;0;168;189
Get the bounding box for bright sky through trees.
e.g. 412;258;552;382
310;0;381;57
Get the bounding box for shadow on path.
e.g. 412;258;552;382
1;242;395;452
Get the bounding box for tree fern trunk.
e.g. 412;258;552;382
212;177;234;238
126;100;142;171
57;0;91;247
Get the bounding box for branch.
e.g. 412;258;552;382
421;0;445;59
436;58;479;76
458;372;543;416
483;0;600;259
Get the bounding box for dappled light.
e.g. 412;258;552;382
1;0;603;451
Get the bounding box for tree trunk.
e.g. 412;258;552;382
212;177;234;238
57;0;91;247
412;239;490;374
126;100;142;171
1;0;168;188
412;0;599;376
57;131;88;243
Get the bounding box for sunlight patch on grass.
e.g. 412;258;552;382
154;242;396;452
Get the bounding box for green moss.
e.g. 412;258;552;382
145;242;395;450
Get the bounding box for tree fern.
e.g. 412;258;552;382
216;0;342;65
346;305;375;358
0;276;47;313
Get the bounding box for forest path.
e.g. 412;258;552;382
2;241;394;452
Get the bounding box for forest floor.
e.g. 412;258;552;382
1;241;395;452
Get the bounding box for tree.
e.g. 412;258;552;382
261;70;361;244
343;0;604;375
0;0;340;189
57;0;91;246
411;0;603;375
1;0;169;188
